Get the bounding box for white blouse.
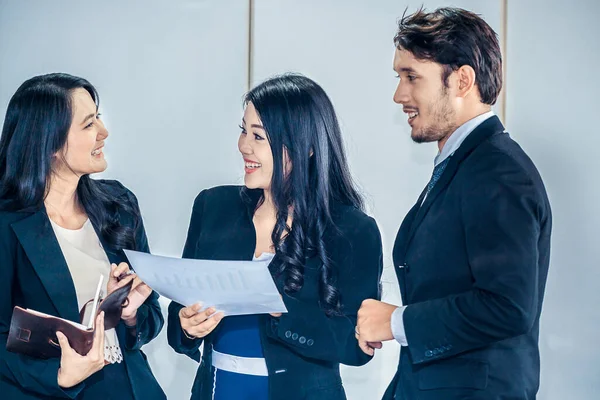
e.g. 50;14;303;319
50;219;123;364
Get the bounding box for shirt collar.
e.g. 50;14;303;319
434;110;495;166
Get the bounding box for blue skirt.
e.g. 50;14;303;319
212;368;268;400
211;315;268;400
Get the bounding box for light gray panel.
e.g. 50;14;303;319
0;1;249;398
506;0;600;398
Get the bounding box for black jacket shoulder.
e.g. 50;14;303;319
192;185;245;211
191;186;377;236
95;179;136;200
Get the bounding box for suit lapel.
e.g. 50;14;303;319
223;212;256;261
393;188;426;264
404;116;506;250
239;190;285;290
10;209;81;322
205;188;258;262
205;211;255;262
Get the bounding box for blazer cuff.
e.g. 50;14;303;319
123;303;149;350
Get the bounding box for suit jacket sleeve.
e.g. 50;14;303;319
402;153;547;364
166;192;205;361
0;218;85;398
121;189;164;351
265;215;383;366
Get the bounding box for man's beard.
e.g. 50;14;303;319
411;90;457;144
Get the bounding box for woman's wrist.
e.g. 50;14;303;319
182;327;197;340
122;312;137;327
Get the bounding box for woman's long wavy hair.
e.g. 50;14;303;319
0;73;138;250
243;74;363;316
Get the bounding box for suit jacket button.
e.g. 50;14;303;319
285;331;292;338
425;350;433;358
299;336;306;344
307;339;314;346
292;333;299;341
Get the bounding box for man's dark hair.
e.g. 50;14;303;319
394;7;502;105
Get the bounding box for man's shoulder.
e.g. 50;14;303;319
463;131;541;182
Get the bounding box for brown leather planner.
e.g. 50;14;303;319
6;280;133;359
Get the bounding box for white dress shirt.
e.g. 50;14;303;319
50;219;124;363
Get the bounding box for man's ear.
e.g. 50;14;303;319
455;65;477;98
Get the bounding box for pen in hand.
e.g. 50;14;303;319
116;270;135;282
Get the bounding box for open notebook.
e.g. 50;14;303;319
6;276;132;359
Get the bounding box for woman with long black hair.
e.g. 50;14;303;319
0;73;166;399
167;74;383;400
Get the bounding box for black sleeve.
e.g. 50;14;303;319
121;189;164;350
166;191;206;361
403;155;546;364
265;214;383;366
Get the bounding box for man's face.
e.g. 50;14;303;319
393;48;458;143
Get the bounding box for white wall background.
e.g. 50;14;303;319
0;1;598;399
506;0;600;398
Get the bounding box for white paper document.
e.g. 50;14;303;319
123;250;287;316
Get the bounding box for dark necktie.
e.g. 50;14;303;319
425;157;450;196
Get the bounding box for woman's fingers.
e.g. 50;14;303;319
179;303;202;319
111;263;130;279
56;331;74;355
91;312;105;355
188;312;225;337
190;307;217;325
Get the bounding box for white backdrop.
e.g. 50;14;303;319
506;0;600;398
1;1;598;399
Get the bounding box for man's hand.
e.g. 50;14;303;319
355;299;398;355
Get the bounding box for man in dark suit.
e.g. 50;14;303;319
356;7;551;400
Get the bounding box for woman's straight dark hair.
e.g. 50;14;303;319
0;73;139;250
243;73;363;316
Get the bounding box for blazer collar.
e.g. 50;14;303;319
10;208;81;322
10;206;125;321
201;187;260;262
404;115;506;250
240;188;285;285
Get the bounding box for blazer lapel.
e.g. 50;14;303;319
393;188;426;264
405;116;506;249
203;188;258;262
10;209;81;322
217;212;255;261
239;190;285;289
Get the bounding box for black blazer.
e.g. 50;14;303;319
167;186;383;400
0;180;166;400
383;116;552;400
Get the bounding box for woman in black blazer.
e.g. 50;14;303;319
167;74;383;400
0;73;165;399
